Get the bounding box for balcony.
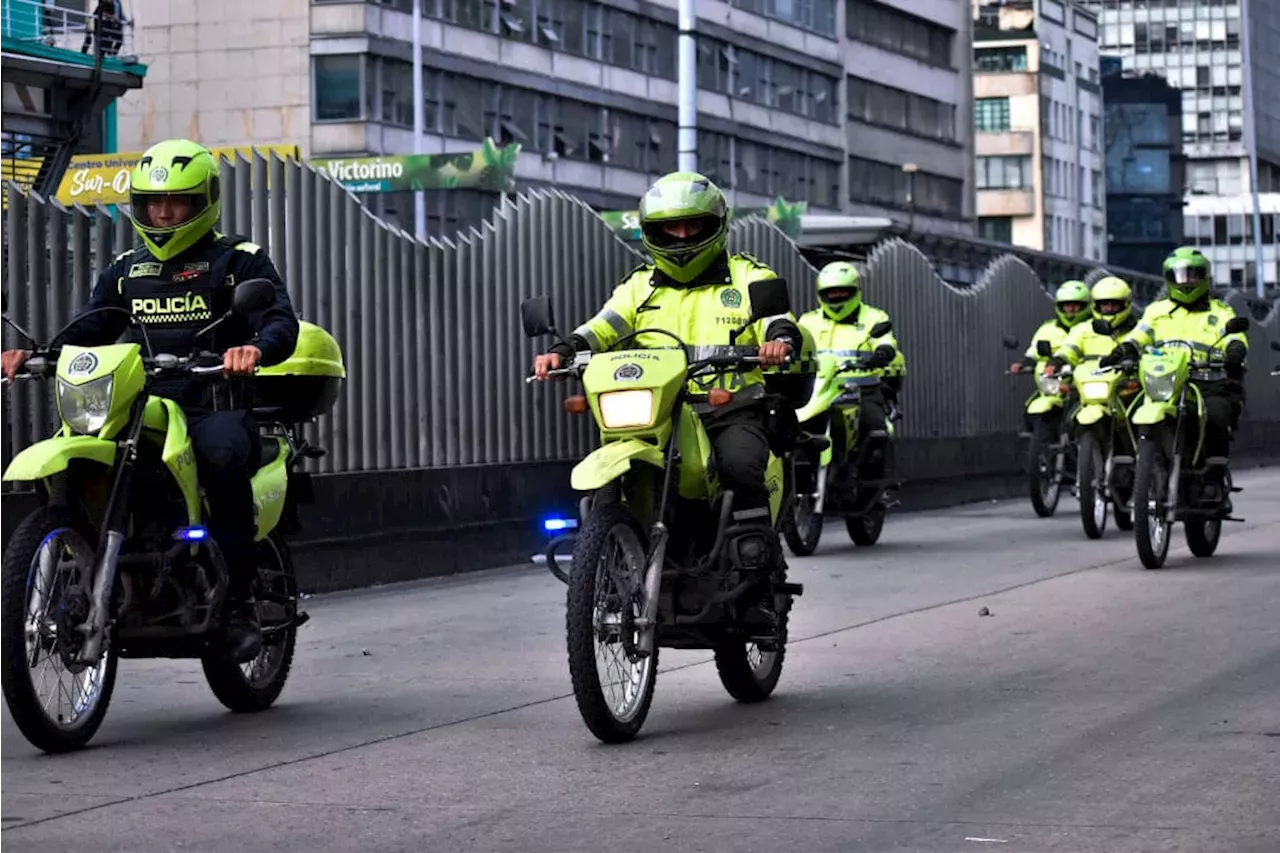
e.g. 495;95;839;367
978;188;1036;218
976;128;1036;157
2;0;143;76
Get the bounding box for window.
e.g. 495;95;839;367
847;0;954;67
730;0;838;37
974;46;1028;73
847;76;957;141
979;217;1013;243
314;55;366;121
975;98;1010;132
701;37;841;125
700;130;841;208
976;155;1032;190
848;155;964;218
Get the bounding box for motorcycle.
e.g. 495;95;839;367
0;280;344;753
781;320;900;556
1062;318;1142;540
1124;316;1249;569
521;278;805;744
1003;336;1078;517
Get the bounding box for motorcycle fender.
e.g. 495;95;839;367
250;437;290;541
796;384;840;422
1076;404;1107;427
145;396;202;527
571;440;666;492
1026;395;1063;415
1132;400;1176;426
2;435;116;482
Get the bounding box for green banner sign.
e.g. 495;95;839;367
601;197;808;239
313;138;521;193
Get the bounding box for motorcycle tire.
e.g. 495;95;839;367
1077;432;1108;540
1133;441;1172;569
1027;432;1062;518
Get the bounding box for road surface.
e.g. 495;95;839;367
4;467;1278;852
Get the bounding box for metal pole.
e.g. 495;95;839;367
677;0;697;173
1240;0;1264;298
412;0;426;240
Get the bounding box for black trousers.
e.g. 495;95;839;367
1199;380;1242;460
187;410;261;597
705;409;771;514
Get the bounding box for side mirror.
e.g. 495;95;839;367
1270;340;1280;353
520;295;556;339
1092;318;1111;335
1223;316;1249;335
1036;340;1052;357
232;278;277;315
868;320;893;338
748;278;791;321
1001;335;1020;351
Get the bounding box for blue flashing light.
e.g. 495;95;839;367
177;526;208;541
543;517;578;532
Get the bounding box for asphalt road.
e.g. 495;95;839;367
3;467;1278;852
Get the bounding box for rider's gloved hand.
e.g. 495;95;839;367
866;344;895;369
1100;343;1135;368
532;352;562;380
2;349;32;382
758;340;792;367
1225;340;1246;367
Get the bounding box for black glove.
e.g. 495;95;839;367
1224;341;1246;366
1100;342;1136;368
866;344;895;369
1046;356;1066;372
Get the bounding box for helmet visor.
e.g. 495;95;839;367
641;215;721;250
819;287;857;304
1057;301;1087;316
1096;299;1126;316
1165;263;1208;285
130;191;208;232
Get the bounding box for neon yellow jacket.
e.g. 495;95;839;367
797;303;905;378
1121;297;1248;358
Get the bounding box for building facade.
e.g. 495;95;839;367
972;0;1106;259
1081;0;1280;291
1101;60;1184;275
117;0;975;238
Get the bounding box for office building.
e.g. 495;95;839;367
116;0;976;237
972;0;1107;259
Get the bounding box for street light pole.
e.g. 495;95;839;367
902;162;919;235
1240;0;1264;298
412;0;425;240
677;0;697;173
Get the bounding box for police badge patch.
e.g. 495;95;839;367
720;288;742;309
67;352;99;377
149;167;169;183
614;363;644;381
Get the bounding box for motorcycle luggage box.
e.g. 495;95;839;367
250;321;345;422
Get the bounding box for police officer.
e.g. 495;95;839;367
2;139;300;662
1049;275;1139;370
797;261;903;492
1009;279;1092;439
1103;247;1248;507
532;171;799;626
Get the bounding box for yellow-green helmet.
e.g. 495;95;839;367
1091;276;1133;328
638;171;728;283
1053;280;1091;327
1162;246;1212;305
129;139;221;261
816;260;861;322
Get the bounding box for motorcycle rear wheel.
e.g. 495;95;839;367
566;502;657;744
782;493;823;556
1077;432;1108;540
1;507;117;753
202;533;299;712
1027;432;1062;518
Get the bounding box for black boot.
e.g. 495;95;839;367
224;601;263;664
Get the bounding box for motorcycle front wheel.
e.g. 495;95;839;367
1077;431;1108;540
1;507;117;753
565;502;657;744
1027;430;1063;517
782;487;823;557
1133;441;1172;569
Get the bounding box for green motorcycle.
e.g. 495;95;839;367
1124;316;1249;569
781;320;899;556
1;280;344;753
1003;336;1078;518
521;278;804;744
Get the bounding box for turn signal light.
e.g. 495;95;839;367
564;395;588;414
709;388;735;407
1125;380;1141;393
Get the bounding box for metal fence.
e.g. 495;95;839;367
4;150;1279;482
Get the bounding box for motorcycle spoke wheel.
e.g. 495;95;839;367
1;510;117;753
1185;517;1222;558
1133;443;1171;569
566;504;656;743
783;493;822;556
1027;433;1061;517
1077;433;1108;540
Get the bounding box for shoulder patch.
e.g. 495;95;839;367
234;241;262;254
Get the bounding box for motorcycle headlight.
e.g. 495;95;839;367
1081;380;1111;401
1142;370;1176;403
1036;372;1061;395
598;389;655;429
57;376;114;435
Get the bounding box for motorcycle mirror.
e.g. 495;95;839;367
1001;335;1019;350
232;278;277;315
1271;340;1280;352
1036;340;1052;357
1222;316;1249;336
868;320;893;338
520;295;557;339
747;278;791;321
1092;318;1111;335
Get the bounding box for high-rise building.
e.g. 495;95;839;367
1080;0;1280;291
116;0;976;237
972;0;1107;259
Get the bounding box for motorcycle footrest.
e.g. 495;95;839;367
1229;486;1243;493
775;582;804;597
1112;455;1135;464
1222;515;1246;523
294;611;311;628
1205;456;1229;467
